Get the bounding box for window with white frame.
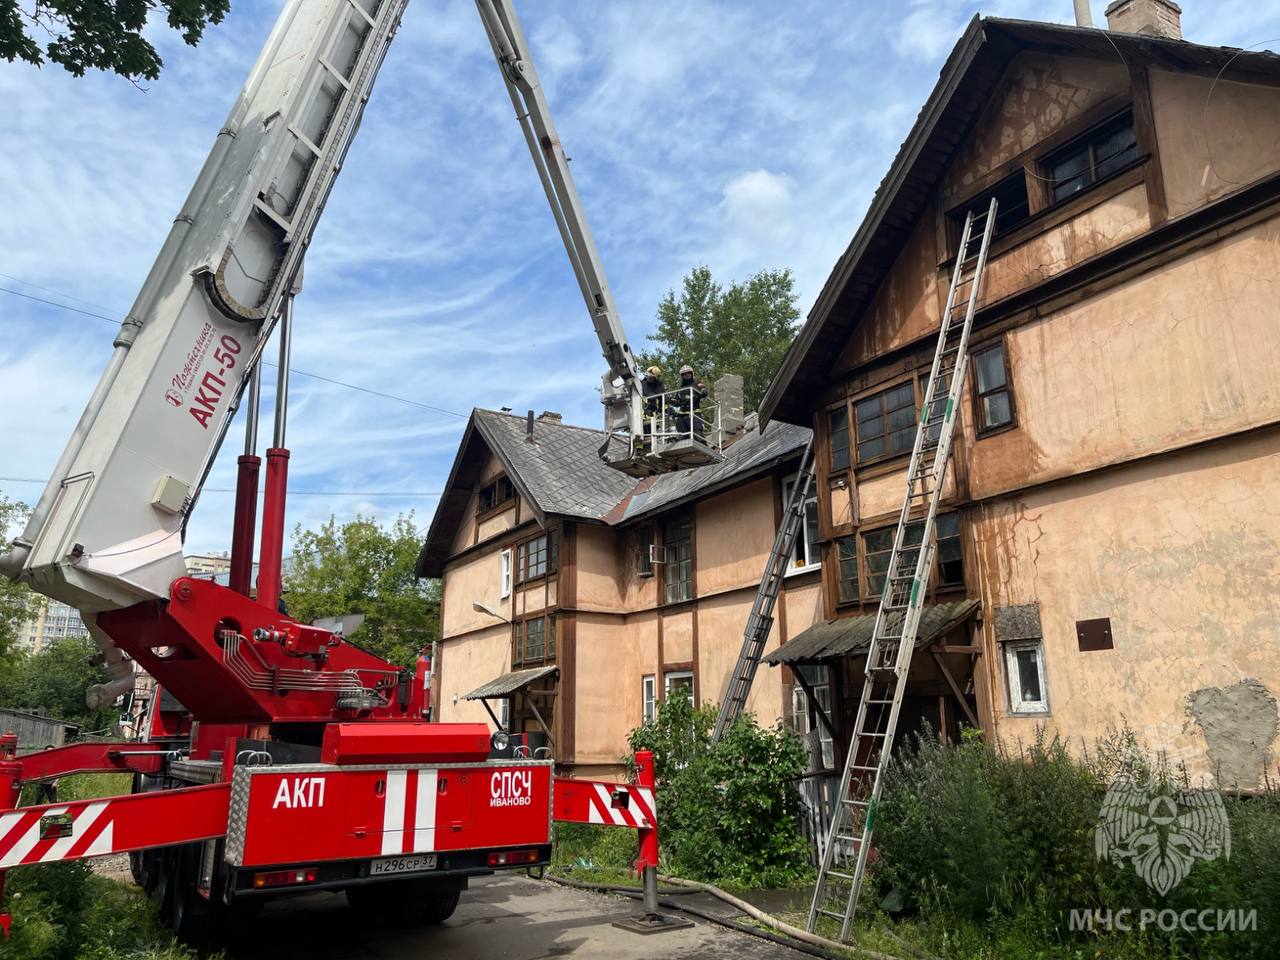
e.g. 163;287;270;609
782;474;821;573
664;671;694;707
789;666;834;769
498;696;511;731
642;675;657;723
1004;640;1049;714
500;549;512;599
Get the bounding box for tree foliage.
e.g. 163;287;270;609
0;0;229;82
0;495;35;659
637;265;800;414
628;696;810;887
0;635;115;733
283;512;439;667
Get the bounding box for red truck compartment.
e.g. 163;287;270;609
226;761;552;867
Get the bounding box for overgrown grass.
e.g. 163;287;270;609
17;772;131;807
0;864;201;960
858;725;1280;959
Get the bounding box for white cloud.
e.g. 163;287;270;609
721;169;797;246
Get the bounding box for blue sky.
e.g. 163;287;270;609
3;0;1279;555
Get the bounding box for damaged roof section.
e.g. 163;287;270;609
760;16;1280;427
416;409;811;578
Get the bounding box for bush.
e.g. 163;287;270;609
627;696;810;888
871;724;1280;958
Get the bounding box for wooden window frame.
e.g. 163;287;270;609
857;512;966;603
514;528;558;585
477;474;515;519
660;511;695;606
970;336;1017;437
513;612;557;668
642;675;657;723
499;548;513;598
835;537;859;606
1039;108;1139;206
828;406;851;472
849;374;923;468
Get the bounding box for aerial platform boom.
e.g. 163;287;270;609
1;0;408;613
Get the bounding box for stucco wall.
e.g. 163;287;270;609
962;212;1280;498
1150;70;1280;219
695;478;777;595
441;548;509;637
941;53;1130;205
574;612;641;766
436;624;509;726
973;427;1280;788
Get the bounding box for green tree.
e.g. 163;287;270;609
638;265;800;414
1;0;229;81
0;495;35;660
0;635;114;732
283;512;439;666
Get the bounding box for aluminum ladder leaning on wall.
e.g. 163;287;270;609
711;437;815;742
807;198;998;942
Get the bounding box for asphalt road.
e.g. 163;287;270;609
221;872;809;959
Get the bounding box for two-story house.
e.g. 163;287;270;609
416;390;819;778
759;2;1280;788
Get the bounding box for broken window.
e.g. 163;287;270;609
1043;111;1138;203
974;340;1015;432
829;407;851;471
837;537;858;603
1004;639;1049;714
478;475;515;514
855;380;916;463
949;172;1031;240
862;513;964;598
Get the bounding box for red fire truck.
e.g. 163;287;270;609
0;0;687;939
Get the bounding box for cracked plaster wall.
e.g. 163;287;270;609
973;427;1280;788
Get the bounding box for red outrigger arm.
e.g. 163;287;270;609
0;735;661;935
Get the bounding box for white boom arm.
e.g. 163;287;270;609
1;0;409;613
474;0;646;442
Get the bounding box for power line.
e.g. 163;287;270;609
0;282;467;419
0;476;441;498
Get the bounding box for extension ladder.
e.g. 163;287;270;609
711;437;816;741
807;199;997;941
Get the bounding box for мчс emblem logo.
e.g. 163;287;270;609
1094;773;1230;895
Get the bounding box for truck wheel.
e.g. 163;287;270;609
169;848;210;944
412;890;461;925
347;880;460;926
153;849;176;916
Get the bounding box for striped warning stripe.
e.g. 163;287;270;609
379;769;439;855
0;801;116;868
585;784;655;830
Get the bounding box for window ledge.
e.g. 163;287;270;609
784;563;823;580
1006;708;1051;718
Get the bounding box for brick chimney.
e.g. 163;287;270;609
713;374;745;435
536;411;563;424
1104;0;1182;39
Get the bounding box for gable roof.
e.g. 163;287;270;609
760;16;1280;427
416;409;811;578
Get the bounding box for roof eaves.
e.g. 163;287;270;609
759;15;988;427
